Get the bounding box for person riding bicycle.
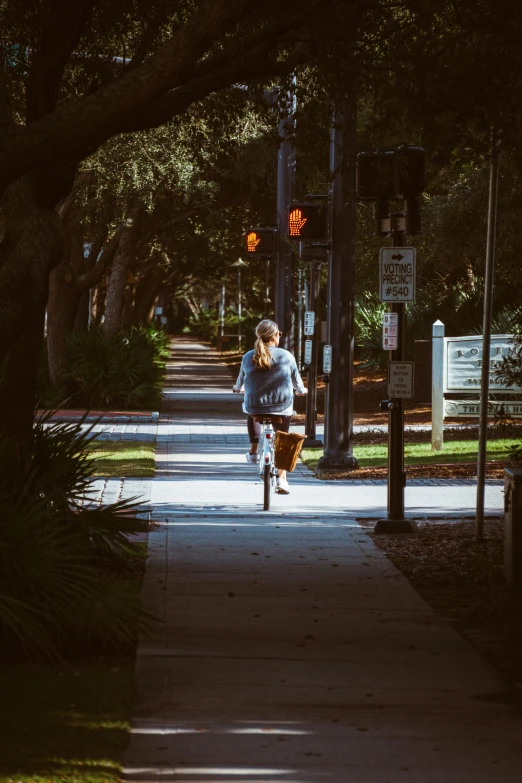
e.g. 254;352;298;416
232;319;307;495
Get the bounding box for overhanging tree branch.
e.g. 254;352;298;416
0;0;331;191
0;0;254;189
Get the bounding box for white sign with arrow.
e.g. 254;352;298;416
379;247;416;303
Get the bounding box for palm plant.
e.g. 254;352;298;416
0;416;150;660
64;325;167;409
354;294;388;368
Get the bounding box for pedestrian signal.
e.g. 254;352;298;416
286;203;328;241
244;228;277;255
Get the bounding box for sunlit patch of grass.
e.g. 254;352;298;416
301;438;519;471
86;441;155;477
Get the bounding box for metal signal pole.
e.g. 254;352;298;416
304;260;323;447
275;80;296;352
317;103;358;472
374;223;417;534
476;131;501;541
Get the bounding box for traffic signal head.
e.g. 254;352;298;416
356;150;395;201
394;144;425;199
244;228;277;256
286;203;328;241
356;145;426;201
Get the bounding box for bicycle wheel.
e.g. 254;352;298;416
263;464;272;511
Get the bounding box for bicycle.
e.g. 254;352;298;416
253;414;283;511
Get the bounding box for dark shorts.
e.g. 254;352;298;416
247;414;291;443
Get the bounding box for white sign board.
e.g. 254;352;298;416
304;311;315;335
304;340;312;365
154;306;163;315
388;361;414;399
444;335;521;393
382;312;398;351
379;247;416;302
323;345;332;374
444;400;522;418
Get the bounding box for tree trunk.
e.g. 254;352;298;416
75;289;90;329
121;286;135;330
133;274;161;324
0;281;49;445
103;216;139;338
47;265;81;387
0;178;63;441
92;282;106;325
0;206;62;365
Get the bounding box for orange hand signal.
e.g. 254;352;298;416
247;232;261;252
289;208;307;236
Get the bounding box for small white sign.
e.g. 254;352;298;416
304;340;312;365
379;247;416;302
154;306;163;315
382;312;398;351
444;399;522;418
304;311;315;335
388;361;414;399
383;334;398;351
323;344;332;374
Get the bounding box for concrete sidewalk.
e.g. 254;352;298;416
123;338;521;783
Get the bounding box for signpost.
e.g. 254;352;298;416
304;261;323;447
376;232;416;533
356;144;425;534
379;248;416;302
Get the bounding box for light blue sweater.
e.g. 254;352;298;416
235;347;306;415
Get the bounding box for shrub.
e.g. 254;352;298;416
64;325;168;409
354;294;387;368
0;416;150;660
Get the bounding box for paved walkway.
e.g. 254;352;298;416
123;338;521;783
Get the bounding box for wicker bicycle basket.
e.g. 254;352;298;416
274;431;306;472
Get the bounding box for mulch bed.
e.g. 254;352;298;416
318;461;513;480
358;517;522;689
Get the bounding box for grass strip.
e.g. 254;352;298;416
302;437;520;472
0;660;134;783
86;441;155;477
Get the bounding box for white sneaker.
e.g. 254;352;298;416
276;477;290;494
246;451;259;464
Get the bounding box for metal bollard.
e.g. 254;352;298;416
504;468;522;590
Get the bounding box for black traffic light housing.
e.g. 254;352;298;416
286;202;328;242
244;228;277;256
356;144;425;236
355;150;396;201
394;144;426;199
356;145;425;201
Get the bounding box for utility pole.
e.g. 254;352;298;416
476;131;501;541
275;81;296;352
388;223;406;521
264;259;271;318
297;266;304;368
317;103;358;472
232;259;247;352
304;260;323;447
220;284;225;338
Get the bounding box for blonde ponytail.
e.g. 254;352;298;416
252;319;279;370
